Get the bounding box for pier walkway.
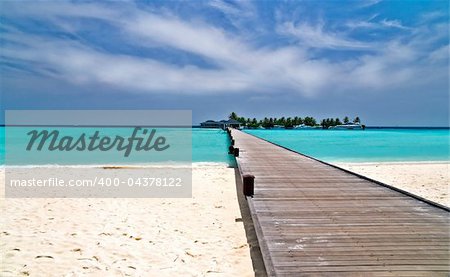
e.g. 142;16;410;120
230;129;449;276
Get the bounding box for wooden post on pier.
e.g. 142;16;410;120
242;174;254;197
228;145;234;154
233;147;239;157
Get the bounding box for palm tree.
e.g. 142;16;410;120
330;118;336;126
285;117;293;128
264;117;274;128
321;119;327;129
335;118;342;125
229;112;238;120
304;117;316;126
354;117;360;124
343;116;350;124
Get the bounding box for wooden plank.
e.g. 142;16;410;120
270;254;450;262
267;250;450;257
229;129;450;276
277;272;449;277
274;265;450;272
272;259;450;266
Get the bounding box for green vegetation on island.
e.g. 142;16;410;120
228;112;364;130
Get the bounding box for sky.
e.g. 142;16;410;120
0;0;449;126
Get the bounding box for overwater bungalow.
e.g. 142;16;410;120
200;119;242;129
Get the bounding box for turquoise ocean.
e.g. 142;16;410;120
0;127;448;165
245;128;449;163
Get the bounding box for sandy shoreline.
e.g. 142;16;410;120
0;164;254;276
1;161;448;276
334;161;449;207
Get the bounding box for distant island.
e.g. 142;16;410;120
200;112;365;130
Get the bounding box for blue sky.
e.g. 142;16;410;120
1;0;448;126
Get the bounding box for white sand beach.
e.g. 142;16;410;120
335;162;449;207
1;161;448;276
0;164;253;277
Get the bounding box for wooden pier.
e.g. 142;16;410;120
229;129;449;276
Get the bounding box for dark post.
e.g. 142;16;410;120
233;147;239;157
231;139;235;146
228;145;234;154
243;174;255;197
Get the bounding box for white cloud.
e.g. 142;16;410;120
208;0;241;16
127;13;248;67
346;20;378;29
419;11;447;22
346;17;410;31
428;45;449;63
207;0;261;34
380;19;410;30
368;0;382;5
359;0;383;8
0;1;447;99
278;21;373;50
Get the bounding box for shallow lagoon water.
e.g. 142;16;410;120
245;128;449;162
0;127;448;165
